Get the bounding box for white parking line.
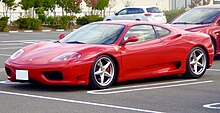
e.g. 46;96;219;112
0;47;23;50
0;43;23;46
87;80;213;95
0;54;11;57
0;80;30;85
207;69;220;72
1;39;53;43
0;90;163;113
203;102;220;110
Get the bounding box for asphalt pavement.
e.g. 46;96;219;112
0;32;220;113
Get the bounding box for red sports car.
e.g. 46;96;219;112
170;5;220;55
5;21;214;89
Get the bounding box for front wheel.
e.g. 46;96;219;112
89;55;116;89
182;47;207;79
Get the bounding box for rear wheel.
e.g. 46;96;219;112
182;47;207;78
89;55;116;89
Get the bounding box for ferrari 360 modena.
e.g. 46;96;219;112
5;21;214;89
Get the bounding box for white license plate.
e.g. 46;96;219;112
16;70;29;80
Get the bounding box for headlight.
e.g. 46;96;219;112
51;52;81;62
10;49;24;60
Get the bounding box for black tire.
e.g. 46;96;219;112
182;47;207;79
89;55;116;89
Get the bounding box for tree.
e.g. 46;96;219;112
56;0;82;16
189;0;211;8
122;0;133;7
84;0;98;14
68;0;82;14
56;0;66;16
19;0;34;15
96;0;109;16
84;0;98;9
2;0;16;17
43;0;56;12
107;0;116;15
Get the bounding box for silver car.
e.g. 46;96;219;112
104;6;167;24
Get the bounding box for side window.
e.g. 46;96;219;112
124;25;157;44
118;9;128;15
154;26;171;38
146;7;161;13
127;8;144;14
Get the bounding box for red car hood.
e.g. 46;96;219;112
170;24;210;31
11;42;102;65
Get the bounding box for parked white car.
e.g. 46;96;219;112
104;6;167;24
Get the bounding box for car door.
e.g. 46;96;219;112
210;18;220;52
119;25;166;79
126;8;144;20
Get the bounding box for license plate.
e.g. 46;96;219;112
154;15;162;17
16;70;29;80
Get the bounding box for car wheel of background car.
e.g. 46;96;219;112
183;47;207;79
135;19;141;21
106;19;111;21
89;55;116;89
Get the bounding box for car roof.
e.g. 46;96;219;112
125;6;159;9
195;4;220;9
93;20;177;30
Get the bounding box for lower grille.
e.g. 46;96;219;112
43;71;63;80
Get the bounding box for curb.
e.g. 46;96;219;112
56;29;65;32
8;29;70;33
9;31;18;33
24;30;34;33
42;30;51;32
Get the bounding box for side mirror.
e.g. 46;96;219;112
115;12;119;16
59;33;65;39
122;36;139;46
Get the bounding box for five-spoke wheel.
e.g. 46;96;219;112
89;55;116;89
183;47;207;78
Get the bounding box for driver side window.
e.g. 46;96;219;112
118;9;128;15
124;25;157;45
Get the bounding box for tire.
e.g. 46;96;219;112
182;47;207;79
89;55;116;89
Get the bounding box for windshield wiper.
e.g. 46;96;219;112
194;22;211;24
172;22;193;24
66;41;85;44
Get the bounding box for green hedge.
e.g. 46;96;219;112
164;8;186;23
76;15;103;26
0;17;9;32
44;16;77;29
16;18;42;30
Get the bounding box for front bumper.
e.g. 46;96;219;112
5;60;92;85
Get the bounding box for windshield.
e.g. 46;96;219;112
171;8;220;24
60;23;125;44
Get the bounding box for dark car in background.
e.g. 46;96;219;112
170;5;220;55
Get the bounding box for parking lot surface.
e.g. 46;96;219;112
0;32;220;113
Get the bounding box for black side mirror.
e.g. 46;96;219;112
115;13;119;16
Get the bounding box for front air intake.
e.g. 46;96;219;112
43;71;63;80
